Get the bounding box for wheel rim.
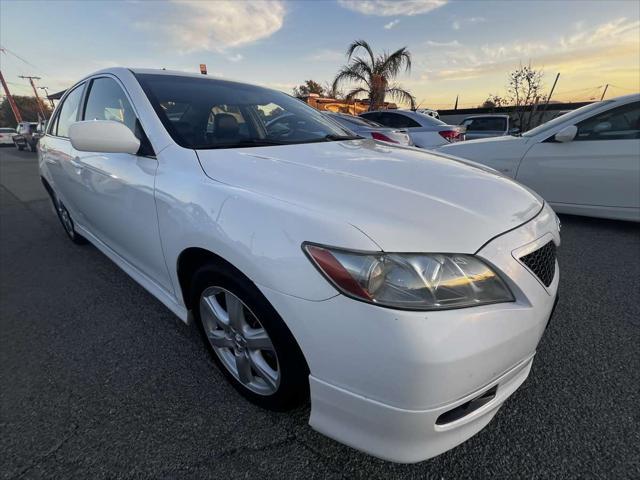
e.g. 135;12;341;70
199;286;280;396
57;202;74;237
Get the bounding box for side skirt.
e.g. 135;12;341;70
75;223;189;323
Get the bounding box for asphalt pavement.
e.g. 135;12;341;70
1;146;639;479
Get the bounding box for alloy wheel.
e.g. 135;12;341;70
57;201;75;237
199;286;280;395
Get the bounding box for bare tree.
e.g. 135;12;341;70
480;94;507;111
507;63;546;131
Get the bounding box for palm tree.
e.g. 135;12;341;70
332;40;416;111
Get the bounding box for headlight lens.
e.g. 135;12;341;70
304;244;514;310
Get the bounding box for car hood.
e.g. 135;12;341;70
196;140;543;253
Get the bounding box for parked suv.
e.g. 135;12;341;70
13;121;43;152
459;114;518;140
39;68;559;463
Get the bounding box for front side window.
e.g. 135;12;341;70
83;77;137;134
135;74;352;149
575;102;639;141
522;100;613;137
55;84;85;138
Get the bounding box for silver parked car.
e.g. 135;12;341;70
323;111;412;145
360;110;465;148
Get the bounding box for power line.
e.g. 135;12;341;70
0;45;40;71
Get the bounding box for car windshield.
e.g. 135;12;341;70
522;100;613;137
135;73;356;149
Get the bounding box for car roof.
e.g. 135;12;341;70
83;67;277;94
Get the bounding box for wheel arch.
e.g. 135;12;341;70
176;247;239;311
176;246;311;375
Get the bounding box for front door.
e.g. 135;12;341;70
72;75;172;291
517;101;640;209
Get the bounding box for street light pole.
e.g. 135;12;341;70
39;87;55;108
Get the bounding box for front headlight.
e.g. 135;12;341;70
304;243;514;310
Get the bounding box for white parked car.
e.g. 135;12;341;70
39;68;560;463
0;127;17;145
360;109;465;148
440;94;640;222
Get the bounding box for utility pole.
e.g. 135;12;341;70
454;95;459;110
537;72;560;126
19;75;47;120
39;86;55;108
600;84;609;101
0;70;23;123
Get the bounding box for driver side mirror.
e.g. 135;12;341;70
69;120;140;154
554;125;577;143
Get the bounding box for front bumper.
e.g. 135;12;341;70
259;204;560;462
309;353;535;463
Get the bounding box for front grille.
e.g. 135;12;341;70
519;241;556;287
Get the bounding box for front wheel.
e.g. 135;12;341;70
192;263;309;411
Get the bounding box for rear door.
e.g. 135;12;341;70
517;101;640;210
382;112;443;148
41;83;86;220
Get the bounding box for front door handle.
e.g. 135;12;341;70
70;158;83;169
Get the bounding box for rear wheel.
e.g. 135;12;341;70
52;195;87;244
191;263;309;411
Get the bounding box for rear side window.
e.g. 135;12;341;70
380;112;420;129
84;77;137;134
575;102;639;141
360;112;381;123
55;84;85;138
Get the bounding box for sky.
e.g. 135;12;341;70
1;0;639;109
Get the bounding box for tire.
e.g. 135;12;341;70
51;194;87;245
191;263;309;411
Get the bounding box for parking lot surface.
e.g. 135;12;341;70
1;147;639;479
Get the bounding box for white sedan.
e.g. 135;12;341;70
0;127;17;145
439;94;640;222
39;68;559;463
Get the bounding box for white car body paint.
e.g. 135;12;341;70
39;68;560;463
439;94;640;221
